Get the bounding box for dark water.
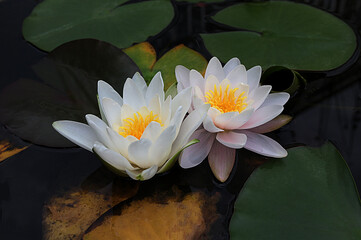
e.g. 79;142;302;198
0;0;361;239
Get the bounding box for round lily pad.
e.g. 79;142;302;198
230;142;361;240
202;1;357;71
23;0;174;51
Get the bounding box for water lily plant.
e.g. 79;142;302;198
176;57;290;182
53;72;209;180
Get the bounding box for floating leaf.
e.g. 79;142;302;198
43;177;139;240
124;42;208;89
83;188;219;239
202;1;357;71
22;0;174;52
0;140;28;163
230;142;361;240
0;39;139;147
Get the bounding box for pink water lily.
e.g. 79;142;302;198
176;57;290;182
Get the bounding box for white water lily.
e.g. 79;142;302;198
53;72;209;180
176;57;290;182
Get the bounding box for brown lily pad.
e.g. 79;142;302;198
83;187;219;240
42;179;139;240
0;140;28;163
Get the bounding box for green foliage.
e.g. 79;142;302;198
202;1;357;71
230;142;361;240
22;0;174;51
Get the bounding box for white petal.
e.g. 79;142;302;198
240;105;284;129
98;80;123;107
203;114;223;133
216;131;247;149
205;57;225;81
175;65;190;89
179;129;216;168
126;165;158;181
128;138;152;168
205;75;220;94
170;104;210;156
146;72;164;103
106;127;136;158
250;85;272;110
247;66;262;92
141;121;162;142
214;108;254;130
171;87;191;121
223;57;241;76
260;92;290;108
132;72;147;96
101;97;122;129
208;140;236;182
148;125;177;166
208;107;222;121
120;104;135;123
189;70;205;92
160;95;172;126
53;121;97;151
214;112;237;129
169;106;184;135
226;64;247;86
242;131;287;158
148;95;161;115
194;85;206;103
93;141;137;171
123;78;146;110
86;114;117;151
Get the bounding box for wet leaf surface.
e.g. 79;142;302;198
202;1;357;71
43;175;139;240
83;186;219;240
0;141;28;163
124;42;207;89
22;0;174;51
230;142;361;240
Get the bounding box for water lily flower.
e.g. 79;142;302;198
53;72;209;180
176;57;290;182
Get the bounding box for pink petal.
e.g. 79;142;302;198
242;131;287;158
208;140;236;182
226;64;247;86
189;70;205;92
223;57;241;75
179;129;216;169
216;131;247;149
247;66;262;92
205;57;225;81
175;65;190;89
260;92;290;108
240;105;284;129
214;109;254;130
249;114;292;133
250;85;272;110
203;114;223;133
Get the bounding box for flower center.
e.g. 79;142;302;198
118;111;162;139
205;84;247;113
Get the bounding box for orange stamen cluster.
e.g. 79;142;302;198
118;111;161;139
205;84;247;113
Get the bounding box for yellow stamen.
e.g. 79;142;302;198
118;111;162;139
205;84;247;113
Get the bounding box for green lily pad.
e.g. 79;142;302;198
202;1;357;71
22;0;174;52
0;39;140;147
230;142;361;240
124;42;208;89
